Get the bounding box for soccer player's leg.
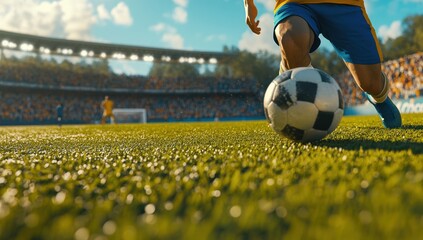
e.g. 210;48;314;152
101;114;106;124
346;63;402;128
317;4;402;128
275;16;314;73
273;3;320;74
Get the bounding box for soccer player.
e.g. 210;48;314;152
56;102;64;127
101;96;116;124
243;0;402;128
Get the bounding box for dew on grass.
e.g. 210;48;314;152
229;205;242;218
102;220;117;235
211;190;221;198
74;228;90;240
360;180;370;189
145;204;156;215
53;191;66;205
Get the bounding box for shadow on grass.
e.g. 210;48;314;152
316;139;423;154
314;123;423;154
354;124;423;131
400;124;423;130
315;125;423;154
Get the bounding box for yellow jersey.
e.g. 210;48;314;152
275;0;364;12
102;100;114;115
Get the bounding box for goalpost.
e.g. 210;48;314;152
113;108;147;124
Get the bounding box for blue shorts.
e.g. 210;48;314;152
273;3;383;64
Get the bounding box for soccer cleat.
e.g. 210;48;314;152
366;94;402;128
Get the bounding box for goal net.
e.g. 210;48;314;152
113;108;147;124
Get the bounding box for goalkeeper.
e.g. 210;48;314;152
243;0;402;128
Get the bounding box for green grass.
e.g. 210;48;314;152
0;114;422;240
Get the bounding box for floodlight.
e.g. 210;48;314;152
130;54;139;60
20;43;34;51
80;50;88;57
161;56;171;62
143;55;154;62
209;58;218;64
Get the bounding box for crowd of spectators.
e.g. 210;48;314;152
336;52;422;106
0;52;421;124
383;52;422;99
0;91;263;124
0;59;258;93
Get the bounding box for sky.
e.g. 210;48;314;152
0;0;422;75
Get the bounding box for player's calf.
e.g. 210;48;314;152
366;74;402;128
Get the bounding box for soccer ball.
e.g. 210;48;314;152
263;67;344;142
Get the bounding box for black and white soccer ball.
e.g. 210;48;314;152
263;67;344;142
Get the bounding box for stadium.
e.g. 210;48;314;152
1;29;422;125
0;30;264;125
0;10;423;240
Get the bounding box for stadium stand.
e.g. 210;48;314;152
0;90;263;124
336;52;422;107
0;58;263;125
384;52;422;99
4;90;263;124
0;59;258;92
0;51;421;125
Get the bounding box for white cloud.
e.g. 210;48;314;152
97;4;111;20
173;0;189;7
378;20;402;42
162;33;184;49
0;0;134;41
150;23;184;49
59;0;97;40
238;13;278;54
172;6;188;24
0;0;61;37
170;0;188;24
111;2;133;26
257;0;274;11
0;0;99;40
151;23;167;32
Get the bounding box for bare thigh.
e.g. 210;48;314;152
275;16;314;70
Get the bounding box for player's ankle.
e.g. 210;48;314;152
368;73;389;103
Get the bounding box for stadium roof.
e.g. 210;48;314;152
0;30;232;64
